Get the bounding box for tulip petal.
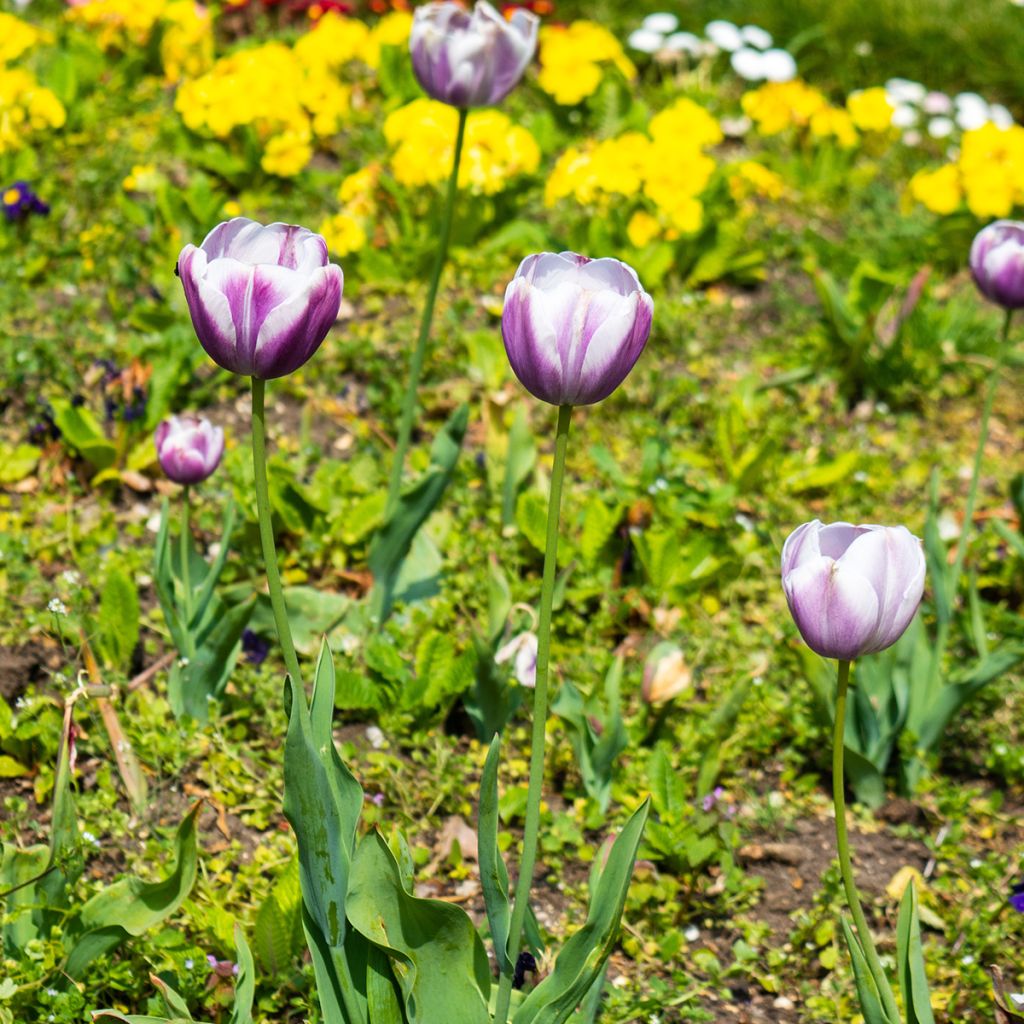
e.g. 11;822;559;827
783;557;880;660
202;218;328;274
501;277;564;404
253;264;343;379
179;247;242;374
780;519;822;575
816;521;869;559
571;292;643;405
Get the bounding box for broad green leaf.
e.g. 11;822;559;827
0;443;40;484
39;710;83;920
0;843;49;953
97;562;140;673
65;803;200;978
512;800;649;1024
49;397;117;471
154;500;187;655
478;735;511;974
347;831;491;1024
366;945;405;1024
0;755;28;777
896;883;935;1024
840;917;898;1024
229;925;256;1024
368;404;468;621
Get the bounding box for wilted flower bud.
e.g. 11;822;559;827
780;520;925;661
495;630;538;687
178;218;343;380
970;220;1024;310
410;1;539;109
501;252;653;406
641;643;692;704
154;415;224;484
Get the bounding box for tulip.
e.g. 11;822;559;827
178;218;343;380
154;415;224;485
409;0;539;109
970;220;1024;310
780;520;925;661
501;251;654;406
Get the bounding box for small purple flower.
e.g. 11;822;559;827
2;181;49;223
410;1;539;109
970;220;1024;310
501;252;654;406
154;414;225;485
178;218;344;380
206;954;237;978
702;786;725;812
242;628;270;666
781;520;926;661
1011;880;1024;913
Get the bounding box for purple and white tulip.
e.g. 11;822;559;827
501;252;654;407
781;520;926;661
154;415;224;485
970;220;1024;310
178;218;344;380
409;0;539;109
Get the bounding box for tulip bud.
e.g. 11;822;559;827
410;1;539;109
154;415;224;485
178;218;344;380
641;643;692;705
780;520;925;661
501;251;653;406
970;220;1024;310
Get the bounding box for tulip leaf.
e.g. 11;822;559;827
64;803;200;979
479;734;512;974
347;831;491;1024
840;917;899;1024
283;640;368;1024
49;397;117;471
366;945;405;1024
229;924;256;1024
512;799;649;1024
369;404;468;622
896;883;936;1024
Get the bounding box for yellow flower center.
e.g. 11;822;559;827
2;188;21;205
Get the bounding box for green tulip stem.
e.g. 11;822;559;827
494;403;573;1024
948;307;1014;608
251;377;303;689
179;486;195;656
384;106;468;520
832;659;900;1022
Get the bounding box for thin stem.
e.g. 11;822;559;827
832;659;900;1022
179;486;194;655
934;308;1013;662
251;377;303;688
494;403;573;1024
384;107;468;519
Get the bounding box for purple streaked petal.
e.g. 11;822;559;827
502;277;564;404
179;246;242;374
783;557;880;660
253;264;343;380
780;519;822;576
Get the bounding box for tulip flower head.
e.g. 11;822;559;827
501;251;653;406
970;220;1024;310
781;520;925;661
178;218;343;380
154;415;224;485
409;0;539;109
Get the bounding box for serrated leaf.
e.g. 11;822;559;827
97;563;140;672
253;857;304;978
516;490;548;553
579;500;621;565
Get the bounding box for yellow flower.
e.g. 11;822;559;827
729;160;785;201
537;21;635;105
362;10;413;68
122;163;160;192
0;13;46;65
0;68;66;153
222;200;242;217
963;165;1017;219
319;211;367;256
661;195;703;235
627;210;661;248
742;80;827;135
160;1;214;83
809;107;857;148
65;0;167;49
261;127;314;177
649;98;722;150
846;87;894;134
908;165;962;215
294;12;370;69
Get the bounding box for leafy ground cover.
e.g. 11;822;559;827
1;1;1023;1022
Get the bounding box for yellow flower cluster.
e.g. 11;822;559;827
742;80;893;148
546;97;721;239
537;21;636;105
176;41;352;177
909;123;1024;218
0;13;47;65
293;10;412;71
319;164;380;257
159;1;213;83
65;0;168;49
729;160;786;202
384;99;540;194
0;68;66;154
